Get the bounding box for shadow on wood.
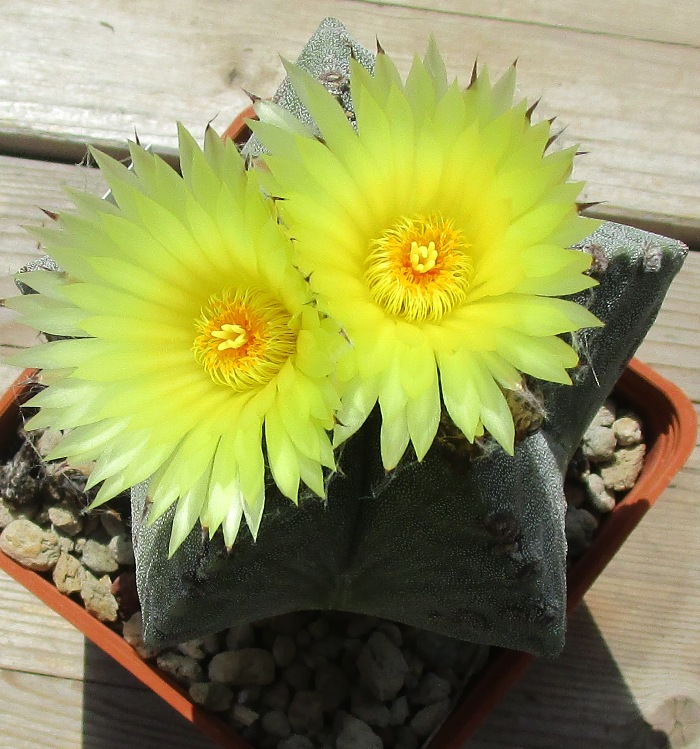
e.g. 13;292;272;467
82;639;217;749
468;603;670;748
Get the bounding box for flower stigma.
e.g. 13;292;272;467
364;214;473;322
193;287;297;391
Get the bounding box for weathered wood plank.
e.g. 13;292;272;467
0;667;216;749
0;570;145;689
355;0;700;46
1;0;699;243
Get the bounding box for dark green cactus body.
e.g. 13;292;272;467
130;20;688;655
132;417;568;654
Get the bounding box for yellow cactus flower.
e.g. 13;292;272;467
252;41;603;467
6;125;341;555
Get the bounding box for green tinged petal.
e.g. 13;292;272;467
253;100;315;138
406;373;440;461
265;404;301;503
15;270;71;301
423;37;448;98
5;293;88;336
471;355;515;454
380;409;411;470
168;470;209;557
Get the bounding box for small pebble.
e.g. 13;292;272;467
278;735;314;749
314;662;350;712
409;698;450;737
156;652;204;686
410;672;451;705
403;649;425;690
261;709;292;739
0;497;36;529
288;690;325;735
201;632;221;655
178;638;209;660
591;399;616;427
301;651;327;671
189;682;234;712
565;506;599;558
581;425;617;463
229;703;259;727
376;620;403;647
411;630;480;675
209;648;275;686
79;571;119;623
35;428;63;457
111;571;140;621
357;631;409;701
108;533;135;566
272;634;296;667
283;660;312;691
350;688;391;727
52;552;84;594
599;444;646;491
56;533;75;554
613;415;643;446
122;612;160;659
81;538;118;575
99;511;126;537
237;685;261;705
261;681;291;712
0;518;60;571
307;617;330;640
390;695;410;726
583;473;616;513
336;715;383;749
48;501;83;536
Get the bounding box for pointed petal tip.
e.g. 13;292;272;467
525;97;541;121
468;58;478;88
39;208;60;221
242;88;261;103
576;200;606;213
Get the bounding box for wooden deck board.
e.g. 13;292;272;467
0;1;698;746
0;0;698;243
0;666;216;749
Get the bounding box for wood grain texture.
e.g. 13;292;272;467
354;0;700;46
0;3;699;743
0;667;216;749
0;0;698;243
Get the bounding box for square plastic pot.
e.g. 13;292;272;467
0;358;695;748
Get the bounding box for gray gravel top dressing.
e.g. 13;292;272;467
0;399;644;749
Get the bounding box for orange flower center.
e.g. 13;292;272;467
193;287;296;390
364;214;473;322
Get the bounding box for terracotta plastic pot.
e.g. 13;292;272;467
0;357;695;749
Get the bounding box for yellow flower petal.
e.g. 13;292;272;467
255;41;601;460
9;126;343;553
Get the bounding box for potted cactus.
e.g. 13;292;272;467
1;17;694;749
